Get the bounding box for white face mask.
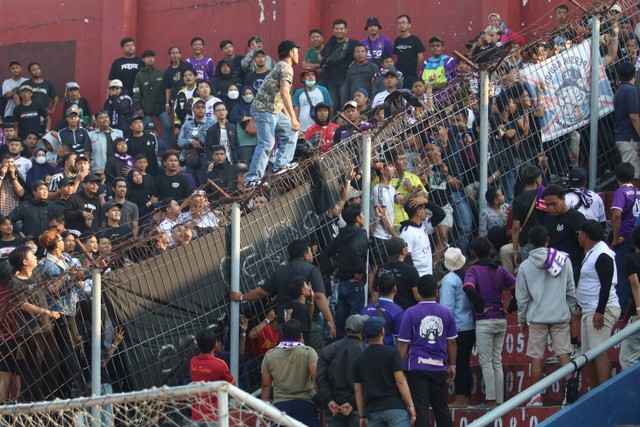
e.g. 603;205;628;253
227;90;239;100
35;156;47;165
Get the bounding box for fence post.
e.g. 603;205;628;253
91;268;102;427
217;386;230;427
479;70;490;217
589;14;601;190
230;202;241;382
361;132;372;307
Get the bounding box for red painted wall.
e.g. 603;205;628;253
0;0;570;120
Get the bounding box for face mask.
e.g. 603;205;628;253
227;90;239;100
305;81;316;88
242;94;254;103
35;156;47;165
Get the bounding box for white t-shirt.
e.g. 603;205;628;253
204;96;223;120
370;183;397;240
2;77;28;117
294;87;330;132
13;156;32;182
372;90;391;108
400;221;433;277
565;188;606;223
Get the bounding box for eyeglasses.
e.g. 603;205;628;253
215;108;227;113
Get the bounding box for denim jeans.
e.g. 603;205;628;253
614;240;634;316
273;399;319;427
325;410;360;427
246;108;297;181
475;318;507;403
335;280;365;339
451;191;473;255
143;111;171;155
367;408;410;427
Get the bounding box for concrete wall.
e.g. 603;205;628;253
0;0;570;119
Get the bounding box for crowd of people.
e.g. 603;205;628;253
0;1;640;426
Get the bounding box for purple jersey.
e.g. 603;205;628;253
398;301;457;372
187;56;215;81
464;264;516;321
361;35;394;64
612;184;640;240
361;298;405;347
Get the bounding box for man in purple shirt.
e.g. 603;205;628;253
361;274;405;347
361;17;394;66
611;162;640;316
398;274;457;427
186;37;215;81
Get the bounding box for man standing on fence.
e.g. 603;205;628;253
245;40;301;187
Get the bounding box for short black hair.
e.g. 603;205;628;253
113;177;127;187
579;219;605;242
0;260;14;284
375;273;396;296
120;37;135;48
542;184;566;199
219;39;233;50
417;274;438;298
134;153;148;161
287;277;307;299
617;62;637;82
8;246;32;271
309;29;323;37
528;225;549;248
469;236;491;258
191;37;204;46
196;328;220;353
485;188;501;205
521;165;542;185
213;101;226;111
615;162;636;183
281;319;302;341
48;212;65;223
403;200;425;218
287;238;310;259
27;62;40;72
556;4;569;12
333;18;347;28
342;205;362;226
247;36;257;47
397;14;411;23
495;91;512;113
211;145;227;154
167;46;181;54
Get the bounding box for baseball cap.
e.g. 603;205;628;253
18;85;33;93
342;100;358;111
277;40;301;58
192;98;206;106
364;17;382;30
33;180;48;189
362;316;385;339
429;36;445;45
75;154;90;163
109;79;123;88
141;49;156;58
145;122;156;131
345;314;368;333
568;168;588;186
347;187;362;200
354;87;369;97
254;49;266;56
385;237;407;257
66;104;80;117
384;70;398;79
58;177;73;187
83;174;101;183
65;82;80;90
130;115;144;124
105;202;124;213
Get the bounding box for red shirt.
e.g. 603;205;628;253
305;123;339;153
247;325;280;357
190;354;234;421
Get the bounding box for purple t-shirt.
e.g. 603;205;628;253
464;264;516;321
612;184;640;240
360;35;394;64
361;298;405;347
187;56;215;81
397;301;457;372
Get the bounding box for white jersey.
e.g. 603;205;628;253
400;220;433;277
565;188;606;223
370;183;397;240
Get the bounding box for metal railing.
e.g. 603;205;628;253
468;319;640;426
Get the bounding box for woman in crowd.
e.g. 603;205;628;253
26;148;56;190
230;85;258;164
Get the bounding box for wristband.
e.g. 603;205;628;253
264;318;271;324
241;333;246;337
612;36;619;40
240;294;244;302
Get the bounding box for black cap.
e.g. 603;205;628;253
277;40;300;58
83;174;101;183
32;180;48;189
314;102;330;112
58;177;73;187
429;36;444;45
105;202;124;213
568;168;588;186
2;122;16;129
384;70;398;79
145;122;156;131
130;115;144;124
364;17;382;30
141;49;156;58
75;154;90;163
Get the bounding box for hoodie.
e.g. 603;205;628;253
516;247;577;324
211;59;242;98
318;225;369;280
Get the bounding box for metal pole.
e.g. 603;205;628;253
588;15;601;190
361;132;372;307
90;268;102;427
217;387;230;427
478;71;490;217
230;202;241;382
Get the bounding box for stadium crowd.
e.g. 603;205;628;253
1;2;640;426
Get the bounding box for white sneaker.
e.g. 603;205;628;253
527;393;543;407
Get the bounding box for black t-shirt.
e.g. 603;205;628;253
13;102;47;138
109;57;145;95
393;34;425;80
163;61;195;98
127;132;158;176
353;344;405;415
512;188;547;247
376;260;420;310
23;79;57;111
625;252;640;316
244;70;270;93
99;225;132;246
545;208;585;266
320;38;361;81
154;173;193;201
287;300;311;344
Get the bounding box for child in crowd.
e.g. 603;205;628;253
479;188;510;251
371;54;404;97
105;138;134;192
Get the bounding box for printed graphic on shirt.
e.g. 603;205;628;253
419;315;443;344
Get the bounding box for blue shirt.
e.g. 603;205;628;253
439;271;474;332
361;298;404;347
398;301;457;372
614;82;640;142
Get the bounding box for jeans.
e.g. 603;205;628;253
143;111;171;155
451;191;473;255
273;399;318;427
475;318;507;403
325;411;360;427
455;329;476;397
614;240;635;316
498;170;516;205
75;383;114;427
367;408;410;427
326;79;348;112
246;108;297;182
407;370;452;427
335;280;365;339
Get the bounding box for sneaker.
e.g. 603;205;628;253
246;179;261;189
570;343;581;360
527;393;543;407
564;377;579;405
284;161;299;171
546;355;561;364
271;166;286;176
